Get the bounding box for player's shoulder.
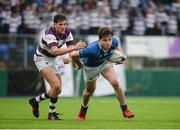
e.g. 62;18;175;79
112;36;120;47
45;26;55;35
43;33;56;40
89;40;98;45
43;26;56;38
112;36;120;44
88;40;99;49
82;40;99;55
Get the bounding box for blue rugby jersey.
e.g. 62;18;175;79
79;36;120;67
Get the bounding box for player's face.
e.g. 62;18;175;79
100;35;112;50
54;20;67;34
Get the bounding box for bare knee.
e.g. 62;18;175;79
111;80;120;90
83;89;94;97
83;80;96;97
51;81;61;93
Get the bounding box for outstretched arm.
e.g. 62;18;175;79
50;40;86;56
63;50;81;63
63;51;82;69
67;40;85;69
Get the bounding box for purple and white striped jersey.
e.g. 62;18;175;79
36;26;74;58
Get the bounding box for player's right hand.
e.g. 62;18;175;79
63;57;72;64
74;40;86;50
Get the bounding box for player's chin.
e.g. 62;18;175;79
59;30;65;34
103;44;110;49
104;47;111;50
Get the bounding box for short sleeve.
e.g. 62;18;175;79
42;34;58;48
112;36;121;48
79;47;94;58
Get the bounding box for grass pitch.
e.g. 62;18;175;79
0;96;180;129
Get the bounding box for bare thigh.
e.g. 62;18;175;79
41;66;61;89
100;64;119;86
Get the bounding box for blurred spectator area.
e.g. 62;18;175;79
0;0;180;69
0;0;179;36
0;34;37;69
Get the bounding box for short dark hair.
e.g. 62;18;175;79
54;14;67;23
98;27;113;39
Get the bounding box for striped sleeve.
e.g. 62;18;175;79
42;34;58;48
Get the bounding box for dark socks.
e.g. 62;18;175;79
120;104;127;111
49;97;58;113
35;92;50;103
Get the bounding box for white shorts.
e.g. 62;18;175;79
34;54;61;74
83;61;111;81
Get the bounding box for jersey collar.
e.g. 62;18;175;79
99;42;109;52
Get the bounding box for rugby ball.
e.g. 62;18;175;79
108;50;126;63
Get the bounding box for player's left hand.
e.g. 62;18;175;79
74;60;83;70
115;55;127;64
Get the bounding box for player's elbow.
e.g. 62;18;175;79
51;50;57;55
50;46;58;55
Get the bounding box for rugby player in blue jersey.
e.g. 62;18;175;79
28;14;86;120
66;27;135;121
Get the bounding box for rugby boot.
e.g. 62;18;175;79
122;109;135;118
77;105;88;121
29;97;39;118
48;112;61;120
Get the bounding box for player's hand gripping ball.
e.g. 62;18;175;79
108;50;126;64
